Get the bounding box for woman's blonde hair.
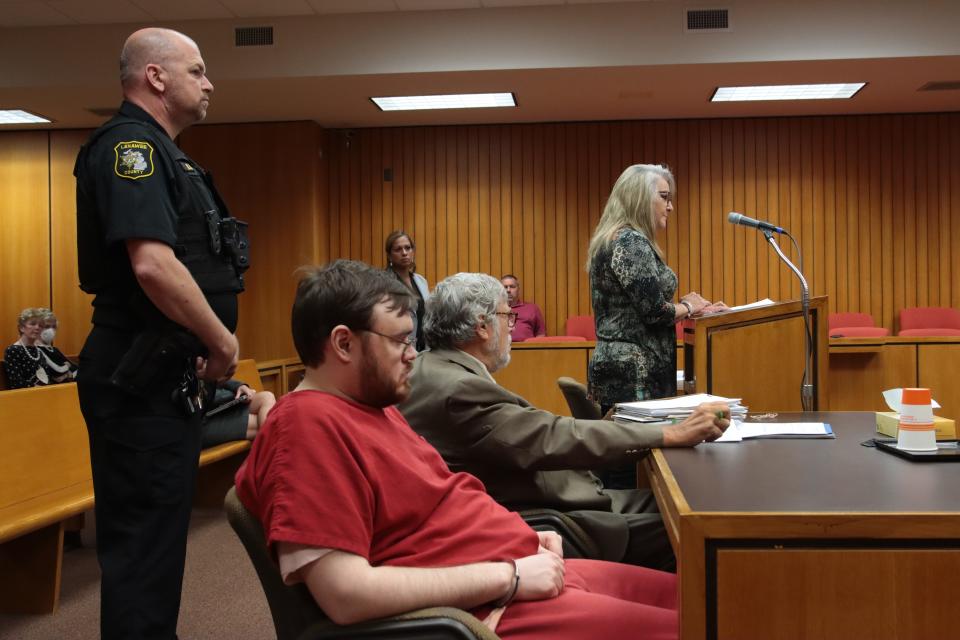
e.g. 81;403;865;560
585;164;675;271
17;307;45;332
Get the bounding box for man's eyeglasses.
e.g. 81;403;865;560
493;312;519;328
359;329;416;352
658;191;673;204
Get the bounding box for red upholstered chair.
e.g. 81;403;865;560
564;315;596;341
898;307;960;336
523;335;587;342
828;312;890;338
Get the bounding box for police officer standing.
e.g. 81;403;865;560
74;28;247;639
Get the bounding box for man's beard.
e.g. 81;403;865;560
359;349;411;408
484;325;511;374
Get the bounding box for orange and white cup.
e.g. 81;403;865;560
897;387;937;451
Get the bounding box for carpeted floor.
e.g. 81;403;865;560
0;507;274;640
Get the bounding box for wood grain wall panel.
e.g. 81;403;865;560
49;130;94;356
178;121;323;363
0;131;50;348
324;113;960;338
6;112;960;364
822;119;837;314
953;116;960;307
938;114;952;306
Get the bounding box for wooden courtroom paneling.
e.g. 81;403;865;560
3;112;960;365
707;315;808;412
491;342;592;416
0;131;51;347
49;130;94;356
179;121;326;363
917;342;960;422
828;344;917;412
325;113;960;340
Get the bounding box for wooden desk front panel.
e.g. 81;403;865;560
716;548;959;640
492;344;591;416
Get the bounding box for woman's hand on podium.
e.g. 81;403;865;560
700;300;730;315
680;292;709;315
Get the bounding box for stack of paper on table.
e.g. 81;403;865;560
614;393;747;424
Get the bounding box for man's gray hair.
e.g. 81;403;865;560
424;272;507;349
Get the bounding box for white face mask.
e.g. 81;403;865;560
40;328;56;344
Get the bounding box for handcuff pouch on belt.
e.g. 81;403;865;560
109;329;210;415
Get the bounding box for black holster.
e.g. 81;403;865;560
109;330;203;398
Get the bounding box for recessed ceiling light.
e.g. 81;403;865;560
371;93;517;111
711;83;866;102
0;109;52;124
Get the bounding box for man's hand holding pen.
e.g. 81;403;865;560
661;402;731;446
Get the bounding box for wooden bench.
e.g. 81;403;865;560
0;359;260;614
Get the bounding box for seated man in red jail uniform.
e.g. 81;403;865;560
234;259;678;639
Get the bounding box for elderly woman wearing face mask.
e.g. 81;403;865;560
3;307;78;389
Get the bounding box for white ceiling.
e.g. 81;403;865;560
0;0;957;129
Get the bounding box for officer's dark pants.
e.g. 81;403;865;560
78;326;201;640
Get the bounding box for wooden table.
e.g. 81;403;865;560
643;412;960;640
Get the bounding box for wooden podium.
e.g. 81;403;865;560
681;297;828;412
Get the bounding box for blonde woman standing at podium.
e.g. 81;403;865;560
586;164;717;488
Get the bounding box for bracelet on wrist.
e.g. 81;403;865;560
679;300;693;316
492;559;520;608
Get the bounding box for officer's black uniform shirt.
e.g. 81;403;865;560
76;100;238;334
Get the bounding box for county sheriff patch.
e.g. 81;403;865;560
114;140;155;180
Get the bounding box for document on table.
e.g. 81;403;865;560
728;298;776;312
713;421;835;442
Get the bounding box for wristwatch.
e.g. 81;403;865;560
679;300;694;316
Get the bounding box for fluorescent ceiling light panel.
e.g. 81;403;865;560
371;92;516;111
711;83;866;102
0;109;51;124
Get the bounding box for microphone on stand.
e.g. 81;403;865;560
727;212;784;234
726;211;814;412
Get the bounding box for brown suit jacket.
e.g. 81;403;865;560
398;347;666;561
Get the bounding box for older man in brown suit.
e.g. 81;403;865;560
399;272;730;571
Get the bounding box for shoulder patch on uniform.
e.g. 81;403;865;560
113;140;155;180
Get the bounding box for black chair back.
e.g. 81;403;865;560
224;486;327;640
557;377;602;420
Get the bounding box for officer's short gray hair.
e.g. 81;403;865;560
425;273;507;349
119;28;193;87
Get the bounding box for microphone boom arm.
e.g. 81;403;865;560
762;229;815;411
